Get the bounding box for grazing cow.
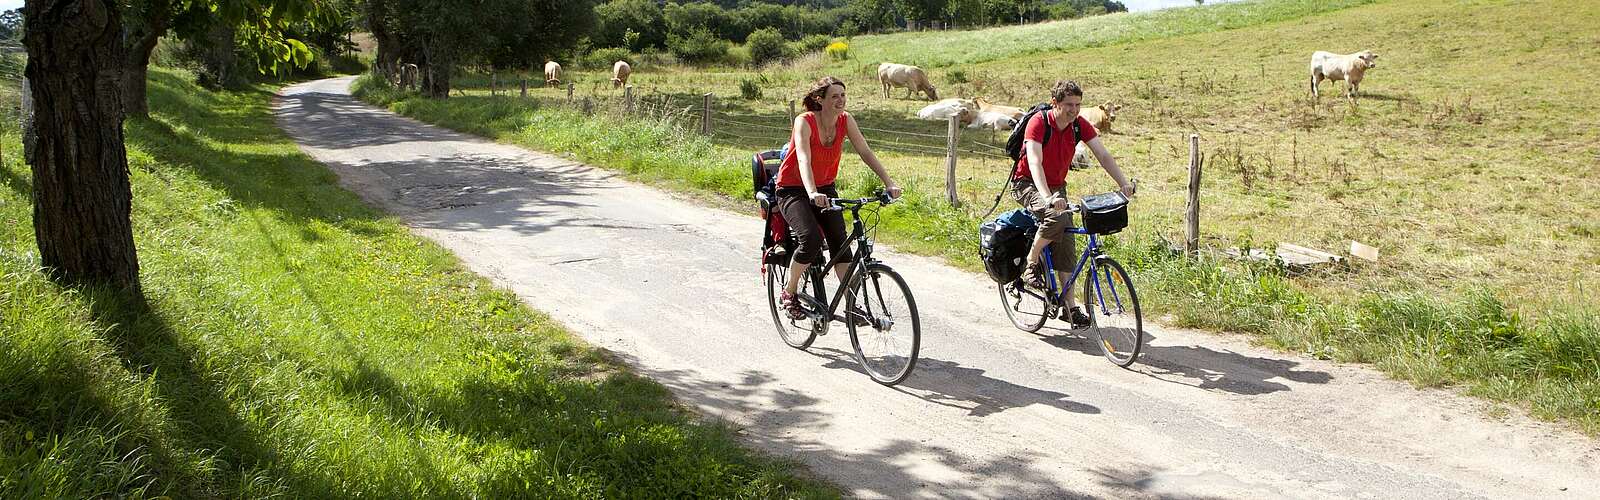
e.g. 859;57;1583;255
399;63;420;90
1310;50;1378;100
612;60;631;89
543;61;562;87
877;62;939;101
974;98;1026;121
1078;102;1120;134
917;98;976;125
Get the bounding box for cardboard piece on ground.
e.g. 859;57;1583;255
1350;240;1380;262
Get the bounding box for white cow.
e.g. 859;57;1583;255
1310;50;1379;100
969;110;1017;130
917;98;976;124
543;61;562;87
611;60;631;89
878;62;939;101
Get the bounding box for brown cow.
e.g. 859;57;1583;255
1078;102;1120;134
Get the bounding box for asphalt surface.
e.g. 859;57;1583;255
275;77;1598;499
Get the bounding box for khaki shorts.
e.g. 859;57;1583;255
1011;179;1076;271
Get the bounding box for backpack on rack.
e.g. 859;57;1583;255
978;209;1038;283
752;148;792;265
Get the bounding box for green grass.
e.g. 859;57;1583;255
0;67;835;498
836;0;1375;70
360;0;1600;433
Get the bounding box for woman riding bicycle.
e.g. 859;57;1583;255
777;76;903;320
1014;80;1136;327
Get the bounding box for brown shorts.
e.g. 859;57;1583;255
1011;179;1076;271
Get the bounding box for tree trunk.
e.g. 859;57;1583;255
421;43;450;99
22;0;143;295
122;1;170;118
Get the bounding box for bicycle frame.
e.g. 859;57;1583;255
1040;227;1096;302
806;205;877;318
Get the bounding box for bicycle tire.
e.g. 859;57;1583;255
845;263;920;386
997;279;1050;333
1084;256;1143;367
765;259;819;349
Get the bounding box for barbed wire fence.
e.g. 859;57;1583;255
491;79;1352;268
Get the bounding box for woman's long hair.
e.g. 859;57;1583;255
802;76;845;112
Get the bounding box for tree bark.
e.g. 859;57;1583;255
23;0;143;295
421;42;450;99
122;3;169;118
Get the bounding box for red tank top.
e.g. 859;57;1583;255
777;112;848;188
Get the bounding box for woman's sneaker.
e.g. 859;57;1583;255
780;292;807;320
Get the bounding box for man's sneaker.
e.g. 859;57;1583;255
1065;306;1092;329
780;292;807;321
1020;263;1046;290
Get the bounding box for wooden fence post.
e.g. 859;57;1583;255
490;72;497;96
701;92;712;135
945;115;961;207
520;78;527;97
788;99;796;118
567;82;574;103
625;85;634;114
1185;133;1203;257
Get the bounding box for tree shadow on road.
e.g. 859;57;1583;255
805;346;1101;418
1034;326;1333;395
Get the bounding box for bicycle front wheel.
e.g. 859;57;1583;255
766;259;819;349
1083;256;1143;367
845;263;920;386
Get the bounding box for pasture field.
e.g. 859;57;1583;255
367;0;1600;431
0;68;834;498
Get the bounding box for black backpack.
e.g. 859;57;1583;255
1004;103;1080;162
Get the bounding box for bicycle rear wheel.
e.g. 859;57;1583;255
1083;256;1143;367
846;263;920;386
765;257;822;349
998;279;1050;333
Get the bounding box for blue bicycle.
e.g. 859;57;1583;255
997;197;1144;367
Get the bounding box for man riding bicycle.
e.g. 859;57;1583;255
1013;80;1136;328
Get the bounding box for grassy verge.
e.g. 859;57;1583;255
0;67;835;498
352;0;1600;433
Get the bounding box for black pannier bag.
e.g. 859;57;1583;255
978;209;1037;283
1080;191;1129;235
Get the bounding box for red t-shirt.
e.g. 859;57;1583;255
1011;110;1098;189
777;112;849;188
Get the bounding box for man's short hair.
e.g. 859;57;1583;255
1050;80;1083;103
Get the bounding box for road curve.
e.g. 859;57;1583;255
275;77;1597;499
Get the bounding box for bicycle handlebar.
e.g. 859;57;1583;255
823;192;895;213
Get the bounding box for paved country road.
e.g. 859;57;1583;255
276;77;1597;499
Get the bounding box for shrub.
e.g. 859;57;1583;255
794;34;831;54
825;41;849;61
622;29;642;51
745;27;788;66
946;69;968;84
668;27;731;65
739;78;762;100
584;47;633;70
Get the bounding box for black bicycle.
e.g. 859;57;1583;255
760;193;921;385
997;199;1144;367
